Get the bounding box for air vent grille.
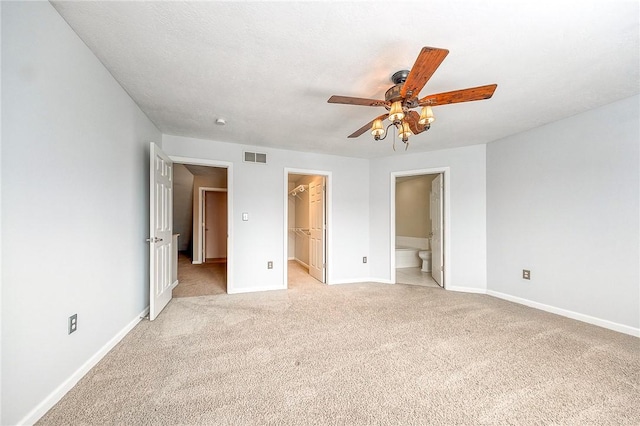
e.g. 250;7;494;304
244;151;267;164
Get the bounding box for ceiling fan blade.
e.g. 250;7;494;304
400;47;449;99
348;114;389;138
328;95;388;107
418;84;498;106
404;110;427;135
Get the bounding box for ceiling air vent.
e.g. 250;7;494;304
243;151;267;164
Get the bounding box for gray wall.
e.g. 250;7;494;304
369;145;488;291
1;2;161;424
487;95;639;332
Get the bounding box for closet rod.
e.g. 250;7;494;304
288;184;308;197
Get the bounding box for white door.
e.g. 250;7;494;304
205;191;228;259
149;142;173;320
430;174;444;287
309;176;326;282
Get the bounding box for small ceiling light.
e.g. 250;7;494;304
371;118;385;139
215;118;226;126
388;101;404;123
418;106;435;125
398;121;412;141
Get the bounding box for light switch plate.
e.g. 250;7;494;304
523;269;531;280
242;213;249;221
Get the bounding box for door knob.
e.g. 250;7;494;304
146;237;163;243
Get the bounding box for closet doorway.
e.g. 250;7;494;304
285;170;329;287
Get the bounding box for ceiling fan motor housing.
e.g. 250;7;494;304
386;70;420;108
385;84;403;103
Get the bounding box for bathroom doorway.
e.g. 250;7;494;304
392;170;446;288
285;170;330;288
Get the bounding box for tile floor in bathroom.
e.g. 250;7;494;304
396;267;441;288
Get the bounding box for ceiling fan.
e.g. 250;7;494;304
327;46;497;150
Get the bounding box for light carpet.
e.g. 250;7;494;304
38;263;639;425
173;253;226;298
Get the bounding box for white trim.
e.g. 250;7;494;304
19;306;150;425
228;285;285;294
390;168;451;289
330;278;394;285
283;168;332;288
447;286;487;294
487;290;640;337
294;258;309;269
169;156;234;293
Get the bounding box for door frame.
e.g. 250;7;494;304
199;187;228;262
390;167;451;288
170;155;234;293
283;168;332;288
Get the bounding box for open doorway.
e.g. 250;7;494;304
172;163;229;297
285;171;329;288
393;171;446;288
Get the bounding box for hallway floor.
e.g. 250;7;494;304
173;252;227;297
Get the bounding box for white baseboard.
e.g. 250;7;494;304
20;306;150;425
228;285;285;294
329;278;394;285
487;290;640;337
192;261;202;265
287;256;295;261
170;279;179;290
446;286;487;294
294;258;309;269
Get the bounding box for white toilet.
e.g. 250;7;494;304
418;238;432;272
418;250;432;272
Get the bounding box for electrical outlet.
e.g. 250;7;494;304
363;256;367;263
268;261;273;269
522;269;531;280
68;314;78;334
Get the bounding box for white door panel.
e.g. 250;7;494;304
149;142;173;320
431;174;444;287
309;177;326;283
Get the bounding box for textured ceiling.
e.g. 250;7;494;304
51;1;639;159
183;164;226;178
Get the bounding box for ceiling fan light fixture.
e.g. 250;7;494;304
398;121;412;141
418;106;435;125
371;118;385;137
388;101;405;122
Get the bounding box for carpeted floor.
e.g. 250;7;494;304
38;264;640;425
173;253;227;298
